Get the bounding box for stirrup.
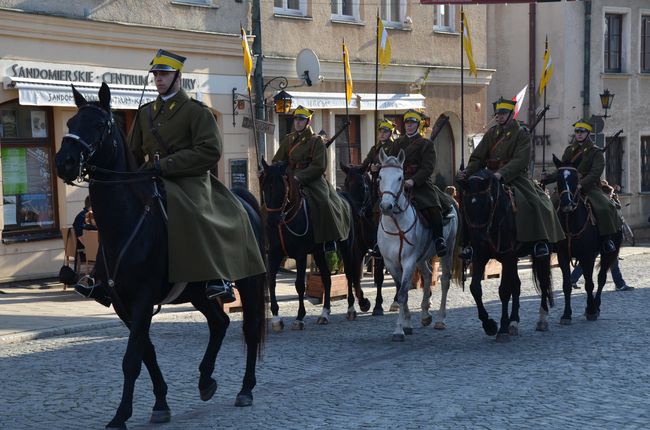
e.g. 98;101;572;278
434;237;447;257
533;242;549;258
206;280;236;303
74;277;111;307
459;246;473;260
369;244;382;258
323;241;337;253
602;239;616;254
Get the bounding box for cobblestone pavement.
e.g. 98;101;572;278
2;250;650;429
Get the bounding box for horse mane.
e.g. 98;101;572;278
86;101;139;172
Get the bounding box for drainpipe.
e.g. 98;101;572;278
252;0;265;159
529;2;536;173
582;1;591;119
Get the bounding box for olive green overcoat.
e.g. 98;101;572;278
272;126;350;244
129;89;266;282
361;139;394;172
465;120;565;243
546;139;621;235
389;133;454;212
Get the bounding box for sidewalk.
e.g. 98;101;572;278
1;245;649;345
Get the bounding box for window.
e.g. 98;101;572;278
335;115;360;186
331;0;359;22
171;0;214;6
605;135;624;191
275;0;306;16
433;5;455;32
642;136;650;192
380;0;405;25
604;14;622;73
642;16;650;73
0;101;58;240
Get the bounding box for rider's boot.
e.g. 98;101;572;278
206;280;237;303
74;281;112;308
533;241;550;258
459;245;473;260
422;207;447;257
601;235;617;254
369;243;382;258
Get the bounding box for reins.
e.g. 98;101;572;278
556;167;596;264
263;174;310;256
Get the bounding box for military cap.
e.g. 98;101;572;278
403;109;424;123
572;119;593;133
150;49;186;72
292;105;314;119
377;119;396;131
493;97;516;114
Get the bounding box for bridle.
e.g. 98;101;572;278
555;166;595;260
557;167;581;213
378;165;409;214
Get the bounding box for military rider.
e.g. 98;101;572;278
389;109;452;257
361;119;397;174
457;97;565;258
272;105;351;251
541;119;621;253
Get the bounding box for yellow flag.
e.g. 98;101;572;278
539;36;553;96
343;41;353;104
462;11;477;77
241;26;253;91
377;16;392;72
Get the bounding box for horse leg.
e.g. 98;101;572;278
558;246;573;324
399;262;415;336
142;336;171;423
582;257;598;321
495;260;516;342
107;300;153;429
417;259;433;327
190;290;229;402
595;250;617;317
534;254;552;332
434;254;452;330
508;259;521;336
469;257;498;336
268;252;284;331
313;249;332;325
292;255;307;330
373;257;385;316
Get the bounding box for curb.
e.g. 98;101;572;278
0;320;123;345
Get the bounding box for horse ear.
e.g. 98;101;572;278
378;148;387;164
552;154;561;168
98;82;111;111
397;149;405;165
339;161;349;173
71;84;87;108
261;158;269;170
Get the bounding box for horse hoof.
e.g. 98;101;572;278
316;316;329;325
291;320;305;330
150;409;171;424
403;327;413;335
234;393;253;407
372;306;384;316
346;310;357;321
200;380;217;401
535;321;549;332
106;419;127;429
560;317;572;325
433;321;446;330
421;315;432;327
272;319;284;332
496;333;511;343
389;302;399;312
483;319;498;336
392;333;405;342
586;313;598;322
360;298;371;313
508;325;519;336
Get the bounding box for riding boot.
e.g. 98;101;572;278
206;280;237;303
421;207;447;257
369;243;382;258
601;235;616;254
74;281;112;308
533;241;550;258
458;214;472;260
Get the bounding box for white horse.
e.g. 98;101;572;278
377;149;460;342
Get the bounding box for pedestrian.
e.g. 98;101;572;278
72;195;97;263
390;109;454;257
457;97;565;260
271;105;350;254
570;259;634;291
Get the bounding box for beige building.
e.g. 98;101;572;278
0;3;256;282
487;0;650;227
257;1;492;187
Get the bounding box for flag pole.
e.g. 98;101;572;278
375;11;380;145
343;39;352;165
541;35;548;173
460;7;465;171
247;86;260;170
241;25;261;170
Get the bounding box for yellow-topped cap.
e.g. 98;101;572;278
150;49;186;72
292;105;314;119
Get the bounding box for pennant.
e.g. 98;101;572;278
539;36;553;96
462;11;477;77
241;26;253;91
377;16;392;72
343;41;353;104
513;85;528;120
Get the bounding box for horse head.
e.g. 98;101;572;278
377;148;406;215
459;169;504;231
553;153;581;213
340;162;371;215
260;159;300;221
55;82;117;183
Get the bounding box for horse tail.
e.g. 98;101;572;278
232;187;268;358
532;254;554;308
449;209;464;287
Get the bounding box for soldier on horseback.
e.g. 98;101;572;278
458;97;564;258
271;105;351;252
389;109;453;257
541;119;621;253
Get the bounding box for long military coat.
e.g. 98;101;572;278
465;120;564;243
272;126;350;244
389;133;453;213
361;138;394;172
129;89;265;283
547;139;621;235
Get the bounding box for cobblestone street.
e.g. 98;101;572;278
2;250;650;429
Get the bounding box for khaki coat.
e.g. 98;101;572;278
272;126;350;243
129;90;265;282
361;139;394;172
465;120;564;243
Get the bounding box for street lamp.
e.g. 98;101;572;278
272;90;293;114
599;89;614;119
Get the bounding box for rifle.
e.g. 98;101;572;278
526;105;550;135
601;129;624;152
429;114;450;142
324;121;350;149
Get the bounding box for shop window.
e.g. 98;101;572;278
335;115;360;187
0;100;59;242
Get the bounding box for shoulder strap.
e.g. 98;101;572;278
147;104;173;155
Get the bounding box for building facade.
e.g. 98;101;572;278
487;0;649;227
0;2;255;281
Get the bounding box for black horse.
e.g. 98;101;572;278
260;160;368;330
54;83;266;429
551;155;621;323
340;163;395;316
459;169;554;341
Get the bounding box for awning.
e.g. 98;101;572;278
4;77;160;109
287;91;425;111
